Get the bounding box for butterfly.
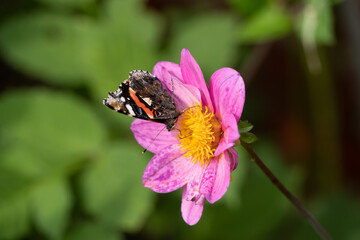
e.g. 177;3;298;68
103;70;180;131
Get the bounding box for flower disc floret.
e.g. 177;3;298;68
177;104;222;166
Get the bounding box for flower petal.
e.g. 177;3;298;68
199;158;217;198
153;61;183;83
228;148;238;172
156;65;201;110
181;184;205;225
180;49;213;109
143;144;195;193
131;119;177;154
214;113;240;156
183;162;206;201
200;152;231;204
209;67;245;121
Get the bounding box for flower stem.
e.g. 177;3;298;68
240;141;332;240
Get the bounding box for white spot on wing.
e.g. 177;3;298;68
120;97;125;102
126;104;135;116
143;97;152;106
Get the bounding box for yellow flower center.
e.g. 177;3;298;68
177;104;222;166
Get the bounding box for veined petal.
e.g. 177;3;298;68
131;119;177;154
214;113;240;156
143;144;195;193
209;67;245;121
157;65;201;110
200;152;231;204
181;184;205;225
228;148;238;172
180;49;213;110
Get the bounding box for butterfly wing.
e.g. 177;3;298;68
103;70;181;130
128;70;179;120
103;79;153;120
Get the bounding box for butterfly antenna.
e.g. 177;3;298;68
142;125;167;154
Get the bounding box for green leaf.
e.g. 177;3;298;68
0;0;161;99
0;89;106;170
238;121;254;133
238;4;292;43
0;194;29;239
65;222;121;240
297;0;335;46
240;132;258;143
166;13;238;78
0;89;106;238
83;0;162;99
0;12;91;86
31;178;72;239
80;141;154;232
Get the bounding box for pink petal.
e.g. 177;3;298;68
200;152;231;204
183;162;206;201
131;119;178;154
157;65;201;110
180;49;213;110
209;152;231;203
142;144;195;193
153;61;183;83
209;67;245;121
181;184;205;225
214;113;240;156
199;158;217;198
214;140;235;157
228;148;238;172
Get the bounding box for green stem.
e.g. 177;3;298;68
240;141;332;240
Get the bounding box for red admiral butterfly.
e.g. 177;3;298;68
103;70;180;131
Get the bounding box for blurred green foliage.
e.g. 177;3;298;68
238;3;292;43
297;0;335;46
0;0;358;239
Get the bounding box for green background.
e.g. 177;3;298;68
0;0;359;239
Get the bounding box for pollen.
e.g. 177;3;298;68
177;104;222;166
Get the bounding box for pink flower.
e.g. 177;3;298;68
130;49;245;225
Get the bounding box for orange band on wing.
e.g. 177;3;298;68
129;88;156;118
